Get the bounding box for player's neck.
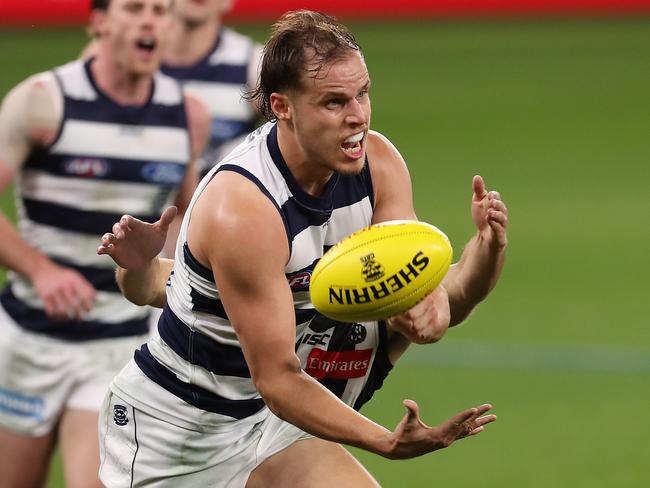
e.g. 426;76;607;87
277;124;333;198
165;19;221;66
90;55;153;106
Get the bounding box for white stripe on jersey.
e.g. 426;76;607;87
16;217;115;268
208;29;254;66
147;333;260;400
184;81;253;121
19;170;168;215
51;120;189;162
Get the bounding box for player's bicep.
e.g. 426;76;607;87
0;82;33;180
367;131;417;224
192;173;299;383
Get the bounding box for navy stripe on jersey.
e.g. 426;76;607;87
134;344;265;419
183;243;214;282
353;322;392;411
190;284;316;325
23;152;187;186
51;257;119;293
216;164;292;250
22;198;159;236
158;305;252;378
161;63;248;85
63;97;188;129
0;287;149;341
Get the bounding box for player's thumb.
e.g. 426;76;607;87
159;206;178;230
472;175;486;201
402;399;420;423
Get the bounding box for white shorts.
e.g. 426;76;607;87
99;364;313;488
0;304;147;436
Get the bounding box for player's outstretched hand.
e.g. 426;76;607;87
31;261;96;322
471;175;508;250
97;206;177;269
386;285;450;344
384;400;496;460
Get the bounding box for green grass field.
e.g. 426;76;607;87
1;17;649;487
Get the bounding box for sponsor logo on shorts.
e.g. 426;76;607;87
141;162;185;185
113;405;129;426
0;387;44;421
63;157;110;178
287;270;311;290
305;348;372;380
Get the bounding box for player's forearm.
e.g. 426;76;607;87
116;257;172;308
444;233;506;325
257;366;394;456
0;213;54;280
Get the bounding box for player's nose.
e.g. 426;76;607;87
345;98;368;127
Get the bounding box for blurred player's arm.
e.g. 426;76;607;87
191;170;496;459
162;93;210;257
0;75;96;320
98;207;177;308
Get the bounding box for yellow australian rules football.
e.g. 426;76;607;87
309;220;453;322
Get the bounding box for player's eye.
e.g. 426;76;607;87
326;99;345;109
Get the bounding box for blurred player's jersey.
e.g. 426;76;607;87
115;122;392;429
0;59;192;342
161;28;261;177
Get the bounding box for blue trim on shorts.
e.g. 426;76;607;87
134;343;266;419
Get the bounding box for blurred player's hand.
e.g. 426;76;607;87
386;285;450;344
31;262;96;321
471;175;508;250
384;400;496;460
97;206;177;270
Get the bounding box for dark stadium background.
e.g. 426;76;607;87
1;1;649;486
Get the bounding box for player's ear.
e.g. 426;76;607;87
89;8;108;39
270;93;291;121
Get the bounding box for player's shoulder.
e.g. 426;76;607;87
366;130;405;167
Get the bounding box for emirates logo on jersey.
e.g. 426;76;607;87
305;348;371;380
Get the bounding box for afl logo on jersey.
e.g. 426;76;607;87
113;405;129;426
287;271;311;290
141;162;185;185
63;158;110;178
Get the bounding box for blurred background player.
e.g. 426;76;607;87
0;0;209;487
86;0;264;178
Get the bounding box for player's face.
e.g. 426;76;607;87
173;0;233;25
101;0;172;76
289;51;371;176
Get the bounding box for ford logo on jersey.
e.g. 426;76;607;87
63;157;110;178
141;162;185;185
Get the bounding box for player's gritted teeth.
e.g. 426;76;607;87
341;131;365;160
135;37;157;57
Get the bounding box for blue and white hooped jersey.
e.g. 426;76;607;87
128;123;392;425
161;28;260;176
0;59;191;341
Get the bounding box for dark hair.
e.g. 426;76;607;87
91;0;110;10
245;10;361;121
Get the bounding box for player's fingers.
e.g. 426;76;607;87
488;198;507;212
449;407;479;428
120;214;135;232
112;222;125;239
487;190;501;201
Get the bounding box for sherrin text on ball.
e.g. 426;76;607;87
310;220;453;322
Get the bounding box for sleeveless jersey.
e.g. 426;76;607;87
0;59;192;341
161;28;260;176
127;123;392;426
